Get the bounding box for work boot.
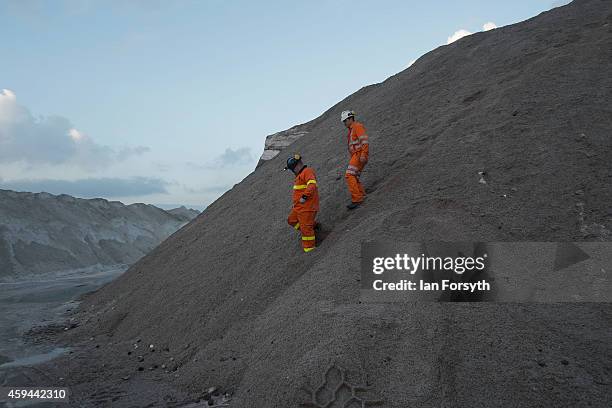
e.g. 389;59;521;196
346;202;362;210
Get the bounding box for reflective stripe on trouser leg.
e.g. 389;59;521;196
345;154;365;203
297;210;317;251
346;164;360;176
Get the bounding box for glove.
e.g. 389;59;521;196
299;196;307;204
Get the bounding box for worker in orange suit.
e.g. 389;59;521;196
341;110;369;209
285;154;319;253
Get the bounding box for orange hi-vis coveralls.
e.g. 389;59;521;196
287;166;319;253
345;121;369;203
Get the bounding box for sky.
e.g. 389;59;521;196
0;0;570;210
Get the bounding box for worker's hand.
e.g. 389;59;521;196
299;196;307;204
359;156;368;164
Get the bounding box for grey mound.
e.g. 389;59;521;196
22;1;612;406
0;190;198;281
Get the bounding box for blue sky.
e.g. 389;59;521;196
0;0;569;209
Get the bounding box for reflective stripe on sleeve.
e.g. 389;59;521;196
294;223;300;230
306;179;317;185
293;184;307;190
302;236;315;241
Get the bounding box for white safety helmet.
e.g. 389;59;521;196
340;110;355;122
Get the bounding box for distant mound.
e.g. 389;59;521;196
167;206;200;221
0;189;198;281
54;1;611;406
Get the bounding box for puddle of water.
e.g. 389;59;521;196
0;266;126;369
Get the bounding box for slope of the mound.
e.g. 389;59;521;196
63;1;612;406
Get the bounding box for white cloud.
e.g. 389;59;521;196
0;89;149;170
1;88;16;101
483;22;497;31
447;29;472;44
68;128;84;142
0;89;22;123
446;21;498;45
